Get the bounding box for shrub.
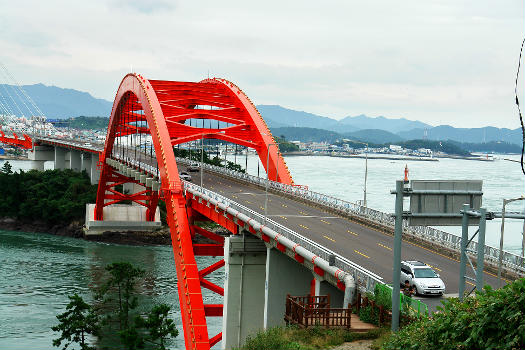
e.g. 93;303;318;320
381;278;525;350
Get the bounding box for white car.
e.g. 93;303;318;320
179;172;192;182
187;163;200;172
400;260;445;296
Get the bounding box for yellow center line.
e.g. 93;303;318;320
320;219;331;225
354;250;370;259
378;243;392;251
347;230;358;236
281;204;288;208
245;200;252;204
259;206;265;210
466;281;475;287
323;235;336;242
427;264;442;272
279;215;288;220
299;224;309;230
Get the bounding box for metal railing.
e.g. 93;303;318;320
183;181;384;293
176;157;525;275
35;136;523;275
99;153;383;292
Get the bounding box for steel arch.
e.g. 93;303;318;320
94;74;292;350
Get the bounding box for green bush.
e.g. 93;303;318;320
382;278;525;350
238;326;383;350
359;305;379;326
0;169;97;224
241;327;298;350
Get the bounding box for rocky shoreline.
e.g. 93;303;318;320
0;217;226;246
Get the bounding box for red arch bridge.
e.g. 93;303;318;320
1;74;522;349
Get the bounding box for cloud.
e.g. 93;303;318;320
1;0;523;128
107;0;175;14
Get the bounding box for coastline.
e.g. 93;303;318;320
0;217;228;246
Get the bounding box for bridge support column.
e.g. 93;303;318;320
69;150;81;171
81;153;91;173
319;280;344;308
54;147;66;170
222;234;267;350
90;155;100;185
263;246;313;329
31;161;46;170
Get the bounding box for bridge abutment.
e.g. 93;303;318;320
69;150;81;171
54;147;66;170
222;234;267;350
263;245;312;329
84;203;162;235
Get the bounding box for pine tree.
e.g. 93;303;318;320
52;294;99;350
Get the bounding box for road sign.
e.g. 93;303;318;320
408;180;483;226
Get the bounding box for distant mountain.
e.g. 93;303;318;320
271;127;404;144
2;83;520;147
257;105;429;135
343;129;404;144
0;83;112;118
397;125;523;145
340;114;431;133
271;127;341;143
257;105;359;133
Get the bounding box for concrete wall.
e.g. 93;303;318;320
222;233;347;349
54;147;66;170
264;246;313;328
84;204;161;235
222;235;267;350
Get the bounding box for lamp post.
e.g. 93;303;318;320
349;140;368;207
200;134;204;189
499;196;525;286
264;143;279;223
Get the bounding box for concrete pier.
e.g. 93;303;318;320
263;246;313;329
84;204;161;235
222;235;267;350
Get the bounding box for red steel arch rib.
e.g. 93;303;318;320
95;74;292;350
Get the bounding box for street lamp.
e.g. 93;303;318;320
264;143;280;223
200;134;204;188
499;196;525;286
348;140;368;208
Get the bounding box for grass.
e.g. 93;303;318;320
236;325;388;350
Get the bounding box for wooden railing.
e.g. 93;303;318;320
354;293;390;327
284;294;352;329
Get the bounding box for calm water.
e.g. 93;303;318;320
0;230;222;349
234;153;525;254
0;154;524;348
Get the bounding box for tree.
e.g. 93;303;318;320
52;294;99;350
1;161;13;174
137;304;178;350
97;262;145;331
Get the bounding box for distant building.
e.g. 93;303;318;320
417;148;432;154
389;145;403;152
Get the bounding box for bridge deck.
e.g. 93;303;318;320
196;167;505;294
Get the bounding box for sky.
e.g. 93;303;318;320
1;0;524;128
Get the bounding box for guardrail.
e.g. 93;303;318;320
175;157;525;275
104;154;385;293
183;181;384;293
35;137;523;276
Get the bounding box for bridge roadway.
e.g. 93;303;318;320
33;137;505;295
192;166;504;297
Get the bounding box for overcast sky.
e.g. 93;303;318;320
1;0;524;128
